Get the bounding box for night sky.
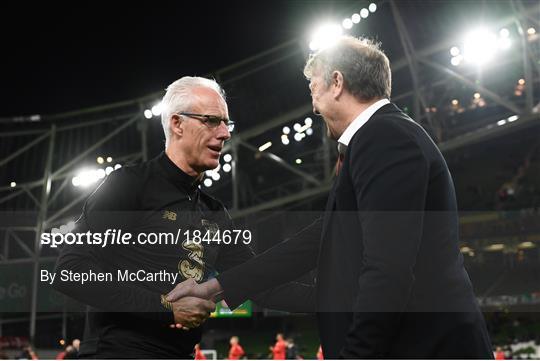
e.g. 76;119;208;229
0;1;359;117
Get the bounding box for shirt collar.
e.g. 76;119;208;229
158;151;202;191
337;98;390;148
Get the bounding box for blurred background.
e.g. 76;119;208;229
0;0;539;359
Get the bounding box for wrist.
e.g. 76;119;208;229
206;278;224;300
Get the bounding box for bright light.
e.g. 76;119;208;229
282;126;290;135
282;137;290;145
309;24;343;51
351;13;361;23
223;163;232;173
96;169;106;179
497;119;506;126
294;123;302;132
360;8;369;18
473;92;481;99
10;181;16;187
105;166;114;175
527;27;536;35
499;28;509;38
518;241;535;249
223;154;232;163
342;18;353;29
106;157;113;163
507;115;519;122
485;243;505;251
498;37;511;50
203;178;213;187
450;55;462;66
75;169;100;188
304;117;313;126
114;164;122;170
518;78;525;85
211;172;221;181
451;99;459;105
295;158;302;164
306;128;314;136
294;133;303;142
151;102;163;116
258;141;272;152
450;46;460;56
368;3;377;12
463;28;498;65
144;109;153;119
97;156;104;164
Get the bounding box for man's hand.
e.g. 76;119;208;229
171;296;215;329
166;278;223;303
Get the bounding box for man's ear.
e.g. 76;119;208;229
170;114;183;138
331;70;344;99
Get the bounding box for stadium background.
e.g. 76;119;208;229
0;0;539;359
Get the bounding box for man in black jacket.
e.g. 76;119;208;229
166;37;493;358
53;77;309;359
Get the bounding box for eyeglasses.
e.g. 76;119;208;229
178;112;235;132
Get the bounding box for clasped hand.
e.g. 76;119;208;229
166;278;223;330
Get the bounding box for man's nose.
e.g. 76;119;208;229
216;121;231;141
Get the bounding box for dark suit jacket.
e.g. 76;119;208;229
217;103;493;359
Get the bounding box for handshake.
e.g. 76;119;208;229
163;278;224;330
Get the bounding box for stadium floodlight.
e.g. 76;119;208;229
96;169;106;179
463;28;498;65
485;243;505;251
75;169;100;188
309;24;343;51
450;55;463;66
203;178;212;187
295;158;302;164
351;13;361;24
282;126;291;135
223;163;232;173
293;123;302;132
498;36;511;50
518;241;535;249
211;172;220;181
368;3;377;12
306;128;314;136
294;133;303;142
450;46;460;56
507;115;519;122
304;117;313;126
360;8;369;18
151;102;163;116
223;154;232;163
342;18;353;30
10;181;16;187
258;141;272;152
105;166;114;175
282;137;290;145
107;157;113;163
114;164;122;170
97;156;104;164
144;109;153;119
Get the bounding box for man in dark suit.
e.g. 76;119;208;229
166;36;493;358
